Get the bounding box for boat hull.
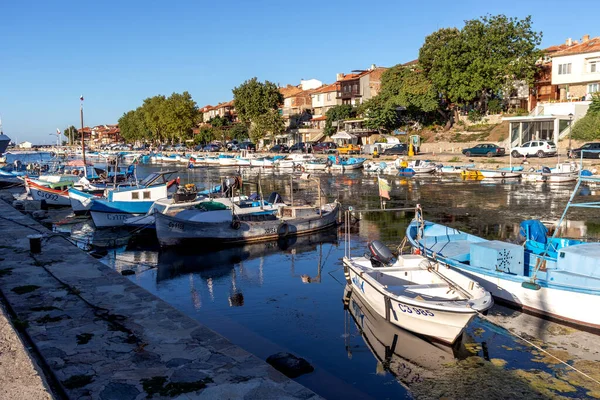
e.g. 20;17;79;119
406;221;600;331
68;188;97;214
28;180;71;206
156;203;339;247
343;258;477;344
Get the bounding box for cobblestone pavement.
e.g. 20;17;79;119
0;200;321;400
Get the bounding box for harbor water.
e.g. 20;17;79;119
56;165;600;399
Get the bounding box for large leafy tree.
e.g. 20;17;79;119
229;123;249;141
141;95;168;144
249;109;284;143
232;78;283;123
419;15;542;124
118;108;147;143
163;91;199;143
324;104;355;136
360;65;440;132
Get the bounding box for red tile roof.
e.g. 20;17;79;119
312;83;340;94
279;85;303;98
553;37;600;56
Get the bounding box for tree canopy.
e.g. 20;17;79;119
232;78;284;141
118;92;199;144
419;15;542;110
324;105;355;136
359;65;440;132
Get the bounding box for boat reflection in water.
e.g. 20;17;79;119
343;285;472;388
156;228;339;307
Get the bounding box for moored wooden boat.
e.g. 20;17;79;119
26;178;72;206
155;201;339;247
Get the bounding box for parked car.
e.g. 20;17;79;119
382;144;409;156
462;143;506;157
239;142;256;151
313;142;337;154
203;144;220;152
226;140;239;151
337;143;361;155
511;140;557;158
289;142;312;153
269;144;289;153
570;142;600;159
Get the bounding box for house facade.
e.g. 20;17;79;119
310;83;340;117
552;35;600;100
336;64;387;106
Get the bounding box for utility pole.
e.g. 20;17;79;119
80;95;86;165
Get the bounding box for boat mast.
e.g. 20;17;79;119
80;95;86;166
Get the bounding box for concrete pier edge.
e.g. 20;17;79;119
0;197;321;400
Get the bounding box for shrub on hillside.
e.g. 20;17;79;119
572;112;600;141
467;109;483;123
487;99;503;114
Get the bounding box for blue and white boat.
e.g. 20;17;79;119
327;155;366;171
89;171;179;228
406;177;600;330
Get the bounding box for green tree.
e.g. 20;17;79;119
118;108;147;143
232;78;284;123
193;126;217;145
419;15;542;126
62;125;80;143
141;95;168;144
324;105;355;136
229;123;249;141
250;109;284;143
163;91;200;144
209;115;229;128
359;65;440;132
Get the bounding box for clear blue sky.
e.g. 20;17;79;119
1;0;598;144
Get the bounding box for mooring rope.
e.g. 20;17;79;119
476;312;600;387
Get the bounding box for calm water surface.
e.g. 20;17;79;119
96;166;600;399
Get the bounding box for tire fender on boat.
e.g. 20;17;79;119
501;172;506;177
231;219;241;230
278;223;289;237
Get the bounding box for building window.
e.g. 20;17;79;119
327;93;331;101
558;63;572;75
353;84;358;93
589;83;599;93
316;94;320;101
591;61;598;73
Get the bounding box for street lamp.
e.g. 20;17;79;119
568;113;573;158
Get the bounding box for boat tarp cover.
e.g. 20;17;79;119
520;220;548;244
195;201;229;211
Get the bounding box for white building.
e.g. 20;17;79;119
18;141;32;149
551;35;600;100
299;79;323;91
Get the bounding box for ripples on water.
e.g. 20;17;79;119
91;166;600;399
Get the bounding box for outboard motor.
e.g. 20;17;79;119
542;166;551;174
367;240;394;268
267;192;284;204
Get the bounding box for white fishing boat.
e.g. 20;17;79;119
249;157;276;168
26;178;72;206
274;154;316;169
303;158;331;171
479;166;522;179
218;154;238;166
407;160;437;174
342;239;492;344
439;164;475;174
